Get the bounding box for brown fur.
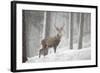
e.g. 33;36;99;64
39;25;64;58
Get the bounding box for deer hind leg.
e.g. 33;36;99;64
39;48;45;58
39;44;48;58
39;48;46;58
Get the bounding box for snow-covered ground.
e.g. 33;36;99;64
26;47;91;63
26;34;91;63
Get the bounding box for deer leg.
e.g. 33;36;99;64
41;44;48;57
54;46;57;53
44;46;48;57
39;47;45;58
39;49;42;58
39;53;41;58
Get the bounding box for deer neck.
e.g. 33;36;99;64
56;34;62;40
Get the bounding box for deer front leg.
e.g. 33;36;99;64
39;49;42;58
54;46;57;53
43;45;48;56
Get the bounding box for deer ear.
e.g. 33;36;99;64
56;27;60;31
60;27;63;30
61;24;65;30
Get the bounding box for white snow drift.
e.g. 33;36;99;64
26;47;91;63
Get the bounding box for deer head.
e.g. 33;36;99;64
54;24;65;38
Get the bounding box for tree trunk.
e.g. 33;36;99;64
45;12;51;38
42;11;47;39
22;10;27;63
69;12;74;49
78;13;85;49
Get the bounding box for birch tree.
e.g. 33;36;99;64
42;11;47;39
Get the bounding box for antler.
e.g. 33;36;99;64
60;13;66;30
54;24;59;31
61;24;65;30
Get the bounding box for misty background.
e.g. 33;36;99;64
22;10;91;63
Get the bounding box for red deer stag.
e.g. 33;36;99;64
39;24;65;58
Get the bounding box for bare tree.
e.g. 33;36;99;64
41;11;52;40
69;12;74;49
45;12;51;38
42;11;47;40
78;13;85;49
22;10;27;63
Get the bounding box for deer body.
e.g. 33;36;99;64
39;24;64;58
42;34;61;51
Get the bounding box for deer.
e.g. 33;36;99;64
39;24;65;58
